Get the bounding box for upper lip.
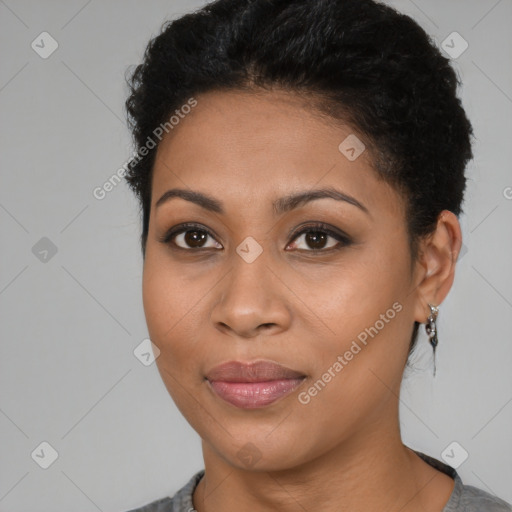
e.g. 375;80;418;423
205;360;306;383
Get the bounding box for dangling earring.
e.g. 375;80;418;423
425;304;439;376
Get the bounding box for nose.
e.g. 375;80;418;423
210;251;292;339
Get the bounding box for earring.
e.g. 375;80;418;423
425;304;439;376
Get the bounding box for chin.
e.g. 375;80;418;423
200;422;321;473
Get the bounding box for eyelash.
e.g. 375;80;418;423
158;222;353;254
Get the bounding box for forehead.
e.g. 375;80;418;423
151;89;403;220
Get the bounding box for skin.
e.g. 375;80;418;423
142;89;462;511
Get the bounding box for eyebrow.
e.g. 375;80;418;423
155;186;369;216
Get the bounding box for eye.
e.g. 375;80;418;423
286;222;352;252
159;223;222;250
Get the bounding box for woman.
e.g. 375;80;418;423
123;0;512;510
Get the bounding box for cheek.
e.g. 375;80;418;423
142;255;203;364
299;233;412;383
142;257;209;419
302;245;410;339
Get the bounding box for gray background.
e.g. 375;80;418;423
1;0;511;510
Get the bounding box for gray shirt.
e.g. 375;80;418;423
126;451;512;511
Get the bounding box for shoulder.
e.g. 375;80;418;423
125;470;204;512
456;482;512;511
412;450;511;512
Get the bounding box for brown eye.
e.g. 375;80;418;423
160;224;222;250
287;223;352;252
183;229;208;248
290;231;338;251
305;231;329;250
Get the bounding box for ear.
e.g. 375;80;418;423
412;210;462;323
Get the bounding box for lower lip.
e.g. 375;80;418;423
208;378;305;409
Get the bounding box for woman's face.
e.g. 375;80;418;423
142;89;424;471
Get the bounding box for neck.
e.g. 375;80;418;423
192;411;452;512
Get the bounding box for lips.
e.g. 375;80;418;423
206;360;306;382
205;360;306;409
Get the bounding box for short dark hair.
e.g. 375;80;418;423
124;0;474;357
